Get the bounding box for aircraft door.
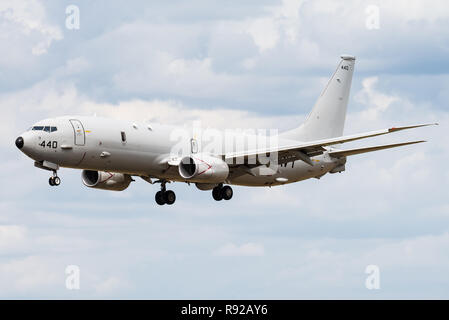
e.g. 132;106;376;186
191;138;198;154
70;119;85;146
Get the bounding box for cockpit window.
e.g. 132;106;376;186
31;126;57;132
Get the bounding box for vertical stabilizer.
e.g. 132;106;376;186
281;55;355;141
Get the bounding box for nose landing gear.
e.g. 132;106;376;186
212;184;233;201
154;180;176;205
49;171;61;186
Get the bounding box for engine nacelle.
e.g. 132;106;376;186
179;154;229;183
82;170;132;191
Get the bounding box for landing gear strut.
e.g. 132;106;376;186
49;171;61;186
155;180;176;205
212;184;233;201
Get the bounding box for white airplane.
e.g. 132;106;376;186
15;55;436;205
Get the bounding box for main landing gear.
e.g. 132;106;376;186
212;184;233;201
49;171;61;186
155;180;176;206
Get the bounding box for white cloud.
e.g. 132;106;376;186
167;57;212;76
1;0;449;299
0;0;63;56
214;242;265;257
0;225;27;250
380;0;449;22
247;17;280;52
354;77;400;122
0;256;61;294
111;50;242;99
273;232;449;298
0;78;305;148
63;57;90;75
246;0;304;52
364;232;449;268
94;276;130;296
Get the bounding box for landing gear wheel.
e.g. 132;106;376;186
154;180;176;205
212;186;223;201
53;176;61;186
155;191;165;205
49;170;61;187
164;190;176;205
221;186;233;200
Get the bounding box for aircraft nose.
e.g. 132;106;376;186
15;136;24;149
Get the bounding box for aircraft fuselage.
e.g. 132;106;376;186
17;115;342;187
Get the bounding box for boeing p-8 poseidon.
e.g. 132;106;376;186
15;55;436;205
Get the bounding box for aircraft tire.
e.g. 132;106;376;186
221;186;233;200
155;191;166;205
212;186;223;201
164;190;176;205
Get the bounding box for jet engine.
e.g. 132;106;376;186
82;170;132;191
179;154;229;183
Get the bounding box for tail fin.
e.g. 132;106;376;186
281;55;355;141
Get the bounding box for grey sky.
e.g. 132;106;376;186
0;0;448;298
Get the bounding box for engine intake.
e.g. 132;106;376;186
179;154;229;183
82;170;132;191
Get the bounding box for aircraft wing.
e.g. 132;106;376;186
327;140;426;158
223;123;436;165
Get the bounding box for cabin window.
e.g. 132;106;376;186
121;131;127;143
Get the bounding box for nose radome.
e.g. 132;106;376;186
15;136;24;149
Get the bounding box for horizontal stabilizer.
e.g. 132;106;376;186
328;140;426;158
